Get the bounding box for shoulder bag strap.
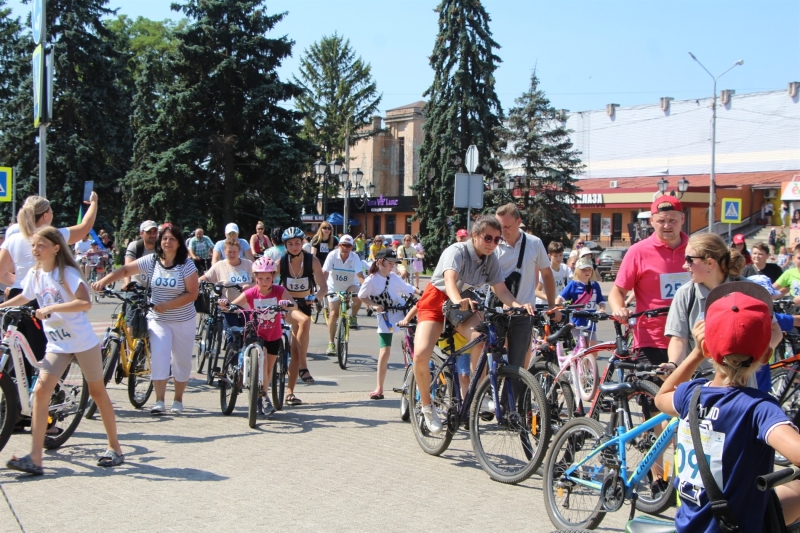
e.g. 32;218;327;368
689;386;742;532
516;233;526;271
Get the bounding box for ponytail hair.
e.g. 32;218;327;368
32;226;85;300
18;196;51;239
688;233;745;278
369;259;381;275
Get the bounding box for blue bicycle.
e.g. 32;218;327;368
543;380;677;530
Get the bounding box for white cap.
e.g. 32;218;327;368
339;234;354;246
140;220;157;232
576;257;594;270
224;223;239;235
578;248;594;258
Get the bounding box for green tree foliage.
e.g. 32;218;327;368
415;0;505;265
105;15;186;80
122;0;314;237
293;33;381;210
494;71;583;246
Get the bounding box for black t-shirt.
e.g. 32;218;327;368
741;262;783;283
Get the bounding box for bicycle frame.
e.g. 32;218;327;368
0;322;40;417
562;412;678;496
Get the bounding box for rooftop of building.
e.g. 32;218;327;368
576;170;798;191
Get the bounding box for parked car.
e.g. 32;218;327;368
596;248;628;281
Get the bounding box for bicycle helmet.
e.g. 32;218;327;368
282;227;305;242
252;256;277;273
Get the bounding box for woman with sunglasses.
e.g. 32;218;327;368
664;233;781;390
396;234;416;283
249;221;273;259
411;216;534;435
311;223;338;268
368;236;385;262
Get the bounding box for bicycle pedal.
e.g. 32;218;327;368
392;388;404;394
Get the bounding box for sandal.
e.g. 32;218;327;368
369;390;384;400
299;368;315;383
286;393;303;406
97;449;125;468
6;455;44;476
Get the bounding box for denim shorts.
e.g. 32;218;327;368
455;353;471;376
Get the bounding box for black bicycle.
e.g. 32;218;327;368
195;281;242;385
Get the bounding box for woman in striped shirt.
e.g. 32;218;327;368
94;224;199;415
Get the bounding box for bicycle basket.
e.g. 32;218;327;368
129;306;149;339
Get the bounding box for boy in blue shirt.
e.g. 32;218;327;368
655;282;800;531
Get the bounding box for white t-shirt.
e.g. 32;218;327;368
536;263;571;305
136;255;197;322
202;259;252;301
20;266;97;353
357;272;416;334
322;249;364;293
2;227;71;289
74;240;92;256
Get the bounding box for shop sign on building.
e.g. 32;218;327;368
572;193;604;205
357;195;418;213
301;214;324;222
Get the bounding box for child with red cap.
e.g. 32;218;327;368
655;282;800;531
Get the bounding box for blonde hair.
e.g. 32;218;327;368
711;353;764;388
688;233;745;278
256;221;265;230
18;196;51;239
224;237;241;250
32;226;85;299
572;264;598;282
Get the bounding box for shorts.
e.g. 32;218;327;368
327;285;359;304
258;338;282;355
40;343;103;383
638;347;669;366
294;300;312;317
456;353;471;376
417;284;447;323
378;333;393;348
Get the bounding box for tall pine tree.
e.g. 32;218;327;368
496;71;583;246
123;0;313;236
415;0;505;264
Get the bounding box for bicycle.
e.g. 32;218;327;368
768;330;800;465
84;287;154;417
0;306;89;452
408;302;552;484
195;281;242;385
328;290;358;370
84;254;111;303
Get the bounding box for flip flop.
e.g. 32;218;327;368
6;455;44;476
97;449;125;468
369;391;384;400
299;368;315;383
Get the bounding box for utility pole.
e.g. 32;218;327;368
343;119;351;235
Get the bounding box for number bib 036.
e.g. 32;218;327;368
660;272;690;299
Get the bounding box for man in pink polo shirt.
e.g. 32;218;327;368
609;195;689;366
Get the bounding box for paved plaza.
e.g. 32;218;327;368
0;281;674;532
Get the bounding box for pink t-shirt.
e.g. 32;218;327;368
614;232;689;350
243;284;286;342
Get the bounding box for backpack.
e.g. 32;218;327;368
133;238;146;259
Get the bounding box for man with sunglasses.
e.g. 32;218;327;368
124;220;158;286
495;203;561;370
609;196;690;367
322;234;365;354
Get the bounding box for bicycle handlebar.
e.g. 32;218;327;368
570;311;609;322
757;466;800;491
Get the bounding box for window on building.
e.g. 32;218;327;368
590;213;601;240
612;213;622;242
373;215;381;237
405;215;413;234
398;137;405;196
386;215;396;234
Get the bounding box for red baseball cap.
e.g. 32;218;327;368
703;282;773;364
732;234;745;245
456;229;468;238
650;195;683;215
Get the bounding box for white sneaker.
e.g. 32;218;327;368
150;401;166;415
170;401;184;414
421;404;443;435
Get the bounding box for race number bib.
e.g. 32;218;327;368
675;420;725;504
319;243;330;253
791;280;800;297
229;271;250;284
286;277;309;292
660;272;690;299
153;269;179;288
45;319;73;343
332;269;353;285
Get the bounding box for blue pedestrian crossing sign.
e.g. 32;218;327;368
0;168;11;202
721;198;742;224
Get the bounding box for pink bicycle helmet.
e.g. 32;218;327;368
252;256;277;273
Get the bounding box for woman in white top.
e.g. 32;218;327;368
200;238;253;341
94;225;198;415
0;194;100;361
2;227;123;475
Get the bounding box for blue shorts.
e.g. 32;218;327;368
456;353;471;376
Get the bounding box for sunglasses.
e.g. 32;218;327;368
481;235;502;245
322;227;332;231
685;255;705;265
340;243;353;248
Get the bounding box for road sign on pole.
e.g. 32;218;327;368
454;173;484;209
32;0;44;45
720;198;742;224
465;145;479;174
32;45;45;127
0;168;11;202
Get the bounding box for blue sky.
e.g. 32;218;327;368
8;0;800;114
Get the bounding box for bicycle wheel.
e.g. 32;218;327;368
0;372;18;453
313;302;322;324
247;348;259;428
206;320;223;385
128;341;153;408
85;338;121;419
469;365;552;484
219;346;239;415
543;417;607;530
408;364;455;456
194;317;209;373
400;365;413;422
771;368;798;466
271;338;287;411
576;354;598;403
336;317;348;370
44;359;89;450
530;361;576;434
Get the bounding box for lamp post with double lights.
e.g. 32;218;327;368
657;177;690;199
314;158;343;221
355;179;376;236
688;53;744;233
340;167;363;235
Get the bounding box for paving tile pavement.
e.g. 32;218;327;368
0;378;674;532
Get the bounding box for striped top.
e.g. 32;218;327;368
136;254;197;322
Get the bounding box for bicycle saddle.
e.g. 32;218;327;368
598;382;635;396
625;516;675;533
545;323;574;344
228;327;244;334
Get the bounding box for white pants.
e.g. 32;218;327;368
148;318;195;382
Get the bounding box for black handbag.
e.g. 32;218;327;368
194;285;212;315
130;258;156;340
487;234;526;309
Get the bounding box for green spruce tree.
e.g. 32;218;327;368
496;70;583;246
416;0;505;264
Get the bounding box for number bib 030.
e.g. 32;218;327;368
660;272;690;299
153;269;179;288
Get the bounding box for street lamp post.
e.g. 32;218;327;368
314;158;343;221
340;167;363;235
356;180;375;236
688;53;744;233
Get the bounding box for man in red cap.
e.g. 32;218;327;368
609;195;689;367
655;282;800;532
455;228;468;243
731;233;753;265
